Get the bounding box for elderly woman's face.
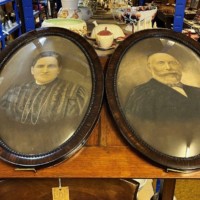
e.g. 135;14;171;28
148;53;182;84
31;56;61;85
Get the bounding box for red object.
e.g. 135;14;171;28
97;27;112;36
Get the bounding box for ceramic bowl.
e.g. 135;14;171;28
112;6;157;24
42;18;87;36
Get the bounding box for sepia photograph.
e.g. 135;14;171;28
106;29;200;169
0;28;103;166
118;37;200;158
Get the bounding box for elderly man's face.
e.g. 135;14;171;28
31;56;61;85
148;53;182;85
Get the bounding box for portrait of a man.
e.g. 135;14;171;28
0;35;92;155
116;38;200;158
124;52;200;121
0;51;88;125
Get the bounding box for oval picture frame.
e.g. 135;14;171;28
106;29;200;170
0;27;104;167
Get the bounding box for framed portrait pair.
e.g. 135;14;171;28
0;27;200;171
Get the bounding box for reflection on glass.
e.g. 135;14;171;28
117;38;200;158
0;36;92;155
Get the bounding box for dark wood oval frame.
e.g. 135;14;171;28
106;28;200;171
0;27;104;167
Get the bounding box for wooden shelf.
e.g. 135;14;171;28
0;103;200;178
2;22;20;35
0;33;199;200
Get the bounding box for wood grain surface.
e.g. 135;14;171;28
0;56;200;178
0;103;200;178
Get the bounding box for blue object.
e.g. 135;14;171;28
0;24;6;49
156;179;161;193
139;0;145;6
21;0;35;32
173;0;187;32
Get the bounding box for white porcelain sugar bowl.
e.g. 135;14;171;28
96;27;114;49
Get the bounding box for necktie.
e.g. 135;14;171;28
167;83;188;97
172;86;188;97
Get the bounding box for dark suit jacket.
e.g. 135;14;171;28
124;79;200;121
124;79;200;157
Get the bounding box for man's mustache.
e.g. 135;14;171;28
158;71;181;76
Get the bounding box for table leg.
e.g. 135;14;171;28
159;179;176;200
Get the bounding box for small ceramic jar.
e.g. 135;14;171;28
96;27;114;49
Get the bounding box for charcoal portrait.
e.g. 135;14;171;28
117;38;200;158
0;36;92;155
